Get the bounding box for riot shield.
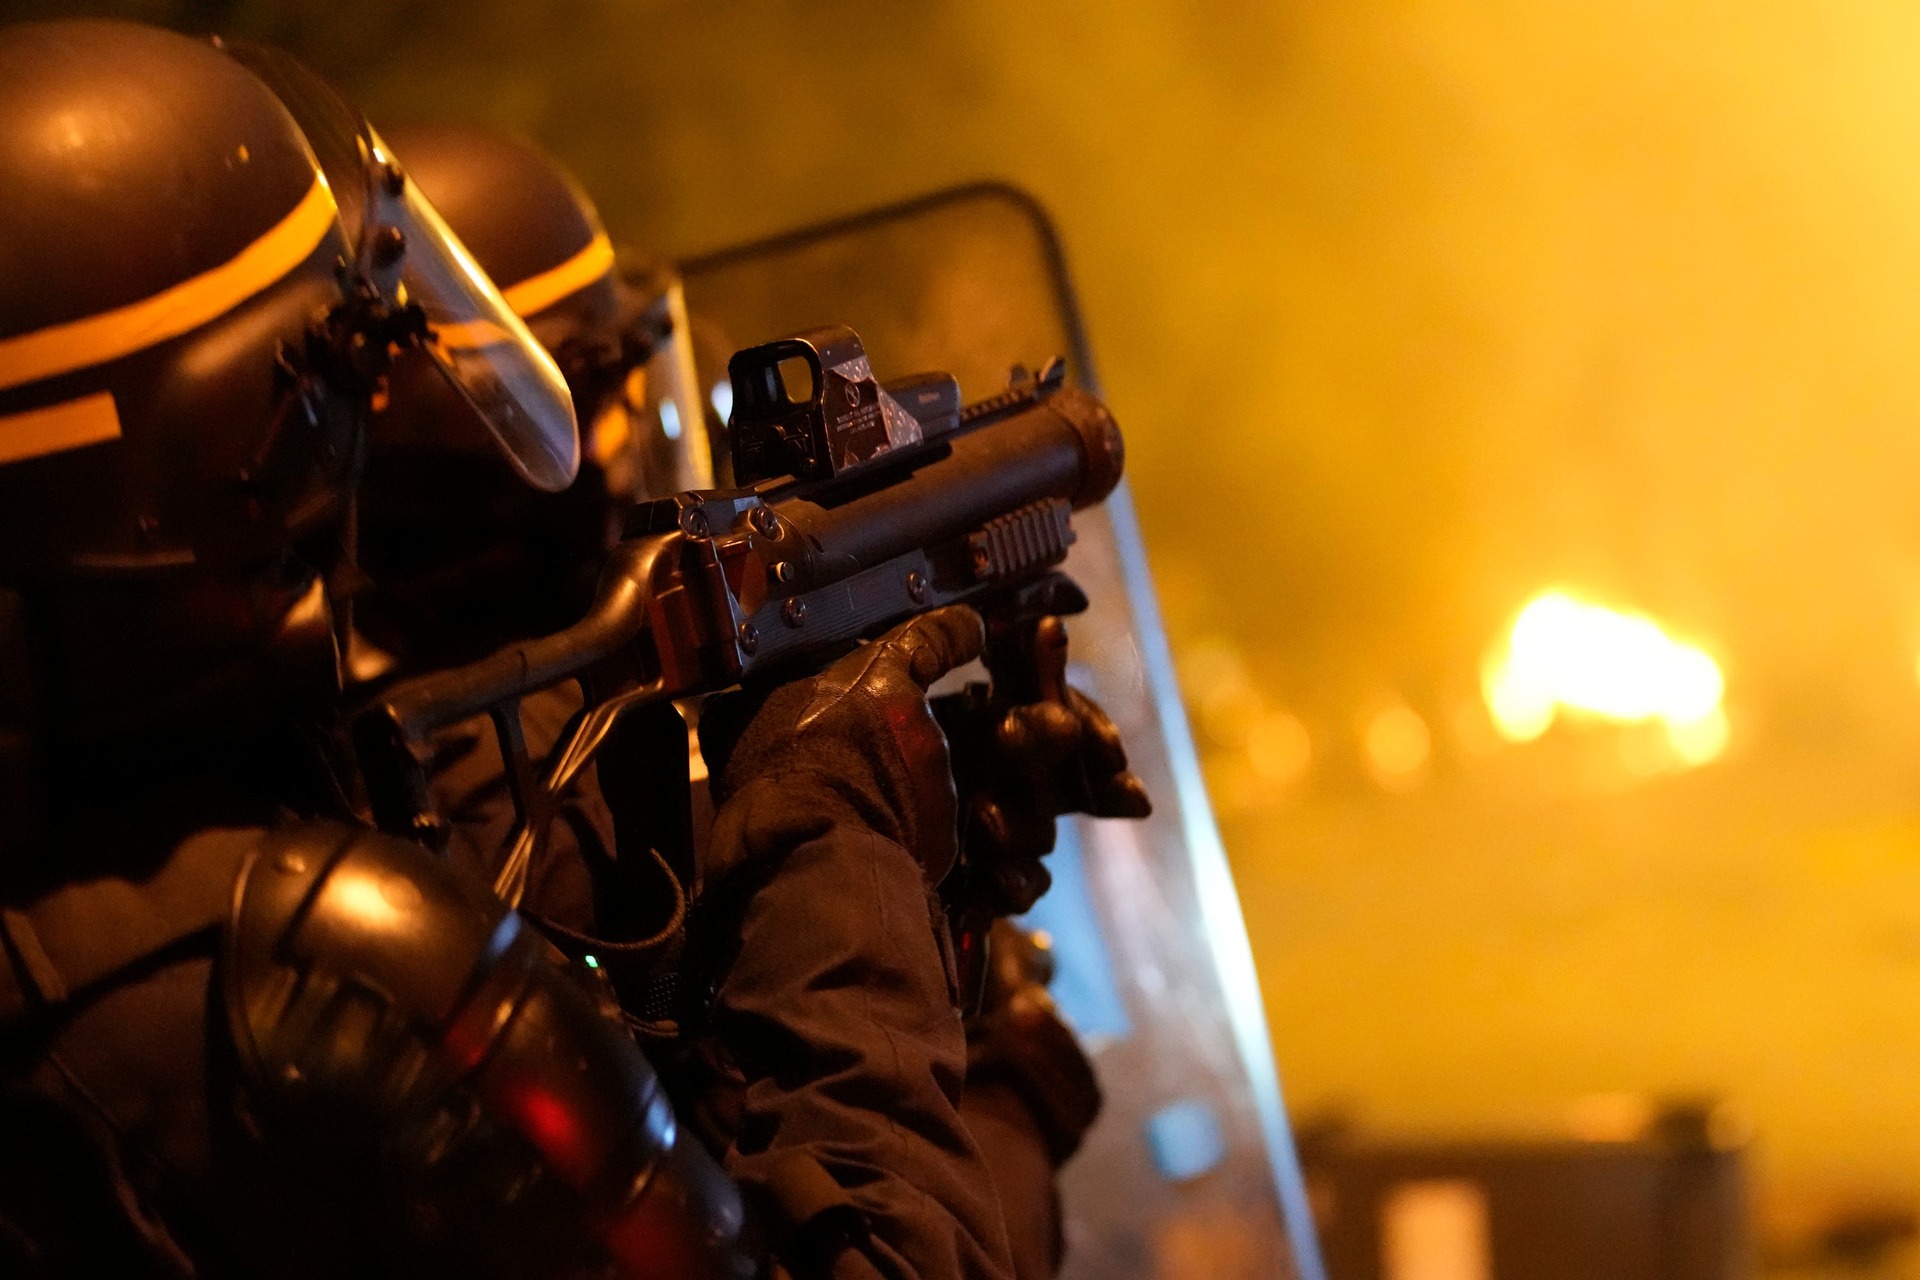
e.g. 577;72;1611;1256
681;185;1327;1280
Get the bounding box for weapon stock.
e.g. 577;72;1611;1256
353;330;1125;905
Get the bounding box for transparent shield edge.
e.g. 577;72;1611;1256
371;128;580;492
681;182;1328;1280
1105;481;1327;1280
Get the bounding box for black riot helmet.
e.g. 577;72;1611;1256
0;22;579;782
357;124;717;671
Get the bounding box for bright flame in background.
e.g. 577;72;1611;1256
1483;591;1727;769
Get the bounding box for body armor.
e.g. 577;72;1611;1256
0;820;751;1278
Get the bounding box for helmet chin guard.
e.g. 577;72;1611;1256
221;42;581;492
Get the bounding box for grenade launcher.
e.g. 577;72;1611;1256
353;323;1125;923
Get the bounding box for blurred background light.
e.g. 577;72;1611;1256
1482;589;1726;768
1249;709;1313;786
1363;703;1432;790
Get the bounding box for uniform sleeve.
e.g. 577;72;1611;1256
700;781;1016;1280
958;987;1104;1280
959;1081;1064;1280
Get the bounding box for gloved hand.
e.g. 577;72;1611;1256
936;616;1150;916
697;604;985;892
688;605;1022;1280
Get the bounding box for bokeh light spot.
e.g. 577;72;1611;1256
1248;711;1312;785
1364;704;1431;789
1483;590;1726;769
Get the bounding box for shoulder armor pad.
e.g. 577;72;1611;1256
225;821;753;1278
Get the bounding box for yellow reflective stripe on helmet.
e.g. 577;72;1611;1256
429;317;517;353
0;391;122;465
0;176;338;393
500;232;615;319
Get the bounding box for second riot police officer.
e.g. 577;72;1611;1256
0;21;751;1277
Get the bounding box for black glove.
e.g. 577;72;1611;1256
688;606;1022;1280
937;616;1150;916
698;603;986;893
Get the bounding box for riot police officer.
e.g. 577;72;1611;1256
353;125;1144;1280
352;125;1021;1279
0;21;748;1276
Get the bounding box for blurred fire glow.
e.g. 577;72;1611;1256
1363;704;1431;790
1482;591;1727;769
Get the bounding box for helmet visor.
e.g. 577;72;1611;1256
220;42;580;492
612;272;714;499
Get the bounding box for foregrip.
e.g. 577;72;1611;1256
353;377;1126;851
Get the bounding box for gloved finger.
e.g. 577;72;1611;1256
999;800;1060;863
804;606;983;732
1087;769;1153;820
965;795;1059;865
1029;615;1070;702
996;701;1081;769
1066;687;1132;777
989;855;1053;916
967;794;1012;860
881;605;986;690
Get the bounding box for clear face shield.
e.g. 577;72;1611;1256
565;262;715;504
221;42;580;494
